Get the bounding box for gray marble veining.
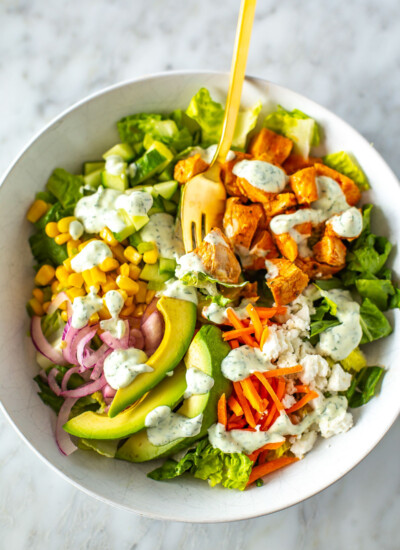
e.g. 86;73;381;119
1;0;400;547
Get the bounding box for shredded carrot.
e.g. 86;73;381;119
247;456;299;486
247;440;284;462
255;306;287;319
227;418;247;430
246;304;263;343
295;384;310;393
227;395;243;417
285;391;319;413
260;326;269;349
223;326;255;341
262;365;303;378
261;378;286;430
234;381;256;428
240;378;265;413
254;373;284;412
229;339;240;349
217;393;227;426
226;308;257;347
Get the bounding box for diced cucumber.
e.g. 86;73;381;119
132;214;149;231
137;242;155;254
159;257;176;275
140;262;171;284
148;195;165;215
131;184;156;197
129;232;143;248
147;280;168;291
83;161;105;175
131;141;174;185
83;168;102;188
112;210;136;242
101;171;128;191
157;164;174;182
153;180;178;200
103;143;135;162
142;121;179;151
162;198;177;214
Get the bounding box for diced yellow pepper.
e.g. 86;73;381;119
45;222;60;238
26;200;49;223
35;265;55;286
101;280;118;293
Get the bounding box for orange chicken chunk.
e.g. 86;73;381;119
266;258;309;306
195;228;242;284
248;128;293;165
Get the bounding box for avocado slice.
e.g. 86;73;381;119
115;325;232;463
108;296;196;418
63;363;187;439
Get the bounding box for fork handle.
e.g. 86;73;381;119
214;0;257;165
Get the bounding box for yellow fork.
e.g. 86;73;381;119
181;0;257;252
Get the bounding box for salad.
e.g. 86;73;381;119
26;88;399;490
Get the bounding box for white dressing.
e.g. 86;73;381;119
328;207;363;238
70;240;112;272
114;191;153;217
74;187;125;234
100;290;126;339
103;348;152;390
204;230;228;247
71;287;103;329
145;406;203;446
176;252;206;277
221;345;274;382
140;213;181;260
184;367;214;399
232;159;287;193
159;278;198;305
105;155;126;176
265;259;279;279
69;220;84;240
185;144;235;164
202;298;253;325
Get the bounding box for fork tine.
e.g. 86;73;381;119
194;215;204;250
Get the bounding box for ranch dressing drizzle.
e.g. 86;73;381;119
159;278;198;305
184;368;214;399
105;155;126;176
103;348;152;390
202;299;253;325
328;207;363;238
70;240;112;272
114;191;153;217
145;406;203;446
140;213;182;260
221;345;274;382
100;290;126;339
317;288;362;361
233;160;288;193
71;286;103;329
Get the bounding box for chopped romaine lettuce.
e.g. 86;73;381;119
46;168;84;211
355;279;396;311
322;151;369;191
29;232;68;266
359;298;392;344
345;366;384;408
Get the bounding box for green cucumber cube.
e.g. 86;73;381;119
103;143;135;162
83;161;105;175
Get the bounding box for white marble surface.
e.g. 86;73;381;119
0;0;399;547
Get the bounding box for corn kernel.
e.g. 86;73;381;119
99;257;119;272
120;263;130;277
90;266;107;285
128;264;141;280
116;275;139;295
99;227;118;247
61;311;69;322
54;233;71;245
66;287;86;300
143;248;159;264
124;246;142;265
28;297;44;316
117;289;128;302
82;270;93;286
112;244;126;263
63;258;73;272
78;238;97;252
88;312;100;325
26;200;49;223
125;296;133;307
55;265;70;285
60;340;67;349
145;290;156;304
67;272;84;288
51;280;60;294
35;265;55;286
135;304;146;317
101;281;118;293
67;239;81;257
45;222;60;238
42;301;51;313
32;288;44;303
57;216;76;233
135;281;148;303
98;305;112;320
121;304;135;316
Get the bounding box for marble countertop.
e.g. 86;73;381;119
1;0;399;547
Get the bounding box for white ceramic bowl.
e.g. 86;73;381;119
0;71;399;523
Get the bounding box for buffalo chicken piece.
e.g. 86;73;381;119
313;235;347;267
266;258;309;306
174;154;208;184
248;128;293;165
195;228;241;284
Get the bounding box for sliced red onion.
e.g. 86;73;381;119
76;326;98;367
60;373;106;398
102;384;116;399
142;310;165;357
56;397;78;456
63;324;99;366
83;343;109;369
129;317;142;330
140;297;158;326
47;292;71;315
100;320;129;350
47;367;62;396
90;348;112;381
129;328;144;350
31;316;68;366
61;366;81;392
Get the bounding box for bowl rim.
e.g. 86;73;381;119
0;69;399;523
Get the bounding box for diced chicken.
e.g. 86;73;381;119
248;128;293;165
220;152;251;198
313;235;347;267
195;228;242;284
282;154;322;175
314;163;361;206
174;154;208;184
266;258;309;306
223;197;264;249
294;257;344;279
274;232;298;262
289;166;319;204
261;193;297;217
240;281;259;298
238;229;279;270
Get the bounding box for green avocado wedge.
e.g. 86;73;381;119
115;324;232;463
108;296;196;418
63;363;187;439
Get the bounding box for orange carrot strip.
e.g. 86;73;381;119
260;326;269;350
223;326;255;340
217;393;227;426
247;456;299;486
254;373;284;412
295;384;310;393
226;308;256;347
228;395;243;417
262;365;303;378
285;391;319;413
247;440;284;462
234;381;256;428
229;339;240;349
246;304;263;343
262;403;276;430
240;378;265;413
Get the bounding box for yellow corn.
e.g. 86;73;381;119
66;287;86;300
63;258;73;273
57;216;76;233
67;239;81;257
45;222;60;238
88;312;100;325
145;289;156;304
143;248;158;264
54;233;71;245
67;273;84;288
128;264;141;280
26;200;49;223
99;227;118;247
58;299;67;311
78;238;97;252
101;280;118;293
28;297;44;316
120;263;130;277
51;280;60;294
90;266;107;285
121;304;135;317
35;265;55;286
112;244;126;263
55;265;70;285
99;257;119;272
125;296;133;307
98;305;111;320
135;281;148;303
135;303;146;317
60;340;67;349
116;275;139;295
61;311;69;322
32;288;44;303
82;270;93;287
117;289;128;302
42;301;51;313
124;246;142;265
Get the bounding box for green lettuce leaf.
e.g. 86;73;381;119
345;366;384;408
322;151;369;191
359;298;392;344
41;310;65;342
263;105;320;158
148;439;253;491
347;235;392;276
46;168;83;211
29;232;68;267
35;202;68;231
355;279;395;310
310;319;341;339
